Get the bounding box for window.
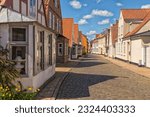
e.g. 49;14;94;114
57;19;59;32
48;34;52;65
49;11;52;28
65;42;68;56
10;27;27;75
59;21;61;33
29;0;36;17
53;14;55;30
37;31;44;71
12;46;26;75
12;28;26;41
54;0;58;8
58;43;63;56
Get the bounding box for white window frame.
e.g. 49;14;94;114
49;11;52;28
58;43;63;56
29;0;37;18
48;34;52;65
10;26;28;76
54;0;58;8
53;14;55;30
37;31;44;71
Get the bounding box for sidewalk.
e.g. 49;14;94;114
35;60;79;100
101;55;150;78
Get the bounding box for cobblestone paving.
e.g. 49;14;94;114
57;54;150;100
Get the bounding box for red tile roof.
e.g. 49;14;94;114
124;10;150;38
121;9;150;20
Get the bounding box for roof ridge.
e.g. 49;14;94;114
143;10;150;19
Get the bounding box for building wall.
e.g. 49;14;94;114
74;24;79;44
81;34;88;54
137;20;150;34
130;39;142;64
63;18;74;47
98;36;106;55
56;36;69;63
0;22;56;90
116;11;131;60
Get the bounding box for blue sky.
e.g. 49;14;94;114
60;0;150;40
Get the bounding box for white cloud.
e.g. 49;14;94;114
83;4;87;7
116;3;123;6
70;0;82;9
96;0;101;4
83;14;93;19
86;30;97;36
91;9;114;17
141;4;150;9
98;19;110;25
78;19;88;25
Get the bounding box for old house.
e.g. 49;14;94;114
116;9;150;68
123;9;150;67
62;18;79;59
0;0;62;89
43;0;69;63
81;34;88;55
108;21;118;58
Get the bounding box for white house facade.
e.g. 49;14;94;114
0;0;62;89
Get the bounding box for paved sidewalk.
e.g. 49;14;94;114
36;60;79;100
100;55;150;78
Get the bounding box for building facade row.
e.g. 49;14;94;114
0;0;89;90
91;8;150;68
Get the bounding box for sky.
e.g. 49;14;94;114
60;0;150;40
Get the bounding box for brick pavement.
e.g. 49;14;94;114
100;55;150;78
57;54;150;100
35;60;79;100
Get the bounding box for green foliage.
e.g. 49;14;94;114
0;57;19;88
0;85;37;100
0;49;38;100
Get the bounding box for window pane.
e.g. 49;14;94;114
12;28;26;41
12;46;26;60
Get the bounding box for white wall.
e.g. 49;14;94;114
0;24;9;48
131;39;142;64
13;0;20;12
146;46;150;68
0;23;56;90
21;1;27;16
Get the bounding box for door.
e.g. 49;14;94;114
146;46;150;68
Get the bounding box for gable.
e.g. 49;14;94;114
137;20;150;34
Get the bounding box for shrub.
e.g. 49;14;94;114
0;48;38;100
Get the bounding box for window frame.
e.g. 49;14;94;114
58;43;63;56
10;26;28;76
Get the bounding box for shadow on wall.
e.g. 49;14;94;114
56;72;118;99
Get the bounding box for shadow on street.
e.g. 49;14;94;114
56;72;118;99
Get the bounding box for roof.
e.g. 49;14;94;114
124;10;150;38
121;9;150;20
97;34;105;39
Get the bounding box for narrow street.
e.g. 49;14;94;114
57;54;150;100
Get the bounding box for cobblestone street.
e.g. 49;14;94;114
57;54;150;100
